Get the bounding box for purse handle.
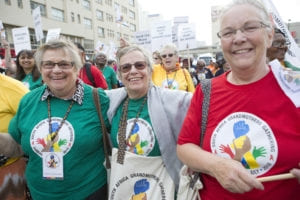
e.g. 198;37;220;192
92;88;112;169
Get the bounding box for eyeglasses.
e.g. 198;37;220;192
271;40;289;48
119;61;147;73
161;53;174;59
41;61;74;70
217;21;269;39
153;57;159;60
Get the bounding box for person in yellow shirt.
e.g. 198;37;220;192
0;74;29;200
152;44;195;93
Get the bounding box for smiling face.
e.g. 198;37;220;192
40;49;78;99
220;4;273;73
160;48;179;71
18;51;35;74
119;50;151;99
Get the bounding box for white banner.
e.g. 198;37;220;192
0;20;5;38
151;21;172;52
32;6;44;42
135;30;152;52
12;27;31;54
46;28;61;43
262;0;300;69
177;23;197;51
172;25;178;47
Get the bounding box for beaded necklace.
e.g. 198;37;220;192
47;97;74;144
117;96;147;164
166;70;177;89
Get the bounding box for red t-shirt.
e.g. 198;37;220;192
79;64;108;89
178;70;300;200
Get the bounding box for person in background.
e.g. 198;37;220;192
191;59;213;86
107;59;117;72
214;52;226;77
94;52;118;89
15;49;43;90
206;59;218;76
266;27;300;71
1;39;110;199
105;45;192;199
152;50;162;65
75;42;108;89
177;0;300;199
1;37;16;78
152;44;195;92
0;74;29;200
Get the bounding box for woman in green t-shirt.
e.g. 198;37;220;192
16;49;43;90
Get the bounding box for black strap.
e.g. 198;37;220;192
92;88;111;169
189;78;211;188
85;63;96;87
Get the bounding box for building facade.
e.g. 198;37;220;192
0;0;139;58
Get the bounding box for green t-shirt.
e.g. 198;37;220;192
110;97;161;156
22;73;43;90
102;66;118;89
9;84;109;200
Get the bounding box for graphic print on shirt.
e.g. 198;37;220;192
162;79;179;90
31;117;75;157
118;118;155;156
211;112;278;176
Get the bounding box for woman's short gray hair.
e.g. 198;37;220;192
160;44;178;55
35;39;82;71
220;0;272;30
116;45;153;76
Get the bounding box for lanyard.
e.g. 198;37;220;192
47;97;74;142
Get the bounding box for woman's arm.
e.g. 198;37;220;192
0;133;23;157
177;143;264;194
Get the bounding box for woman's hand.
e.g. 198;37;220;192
211;157;264;193
290;162;300;183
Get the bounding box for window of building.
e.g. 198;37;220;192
84;18;92;29
107;29;114;38
17;0;23;8
128;10;135;20
77;14;81;23
117;32;121;40
96;10;103;21
82;0;90;10
105;0;112;6
129;0;134;6
106;13;113;22
30;1;47;16
123;34;129;41
98;27;105;37
51;7;65;22
121;6;127;14
84;39;94;51
95;0;102;4
130;23;136;32
71;12;75;22
5;0;11;5
76;0;79;3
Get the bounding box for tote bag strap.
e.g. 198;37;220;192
190;78;211;188
92;88;112;169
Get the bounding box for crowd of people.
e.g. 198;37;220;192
0;0;300;199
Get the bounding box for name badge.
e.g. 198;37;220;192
42;152;64;180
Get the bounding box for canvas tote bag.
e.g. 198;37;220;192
108;148;175;200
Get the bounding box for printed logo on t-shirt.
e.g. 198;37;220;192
162;79;179;90
118;118;155;156
211;112;278;176
31;117;75;157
